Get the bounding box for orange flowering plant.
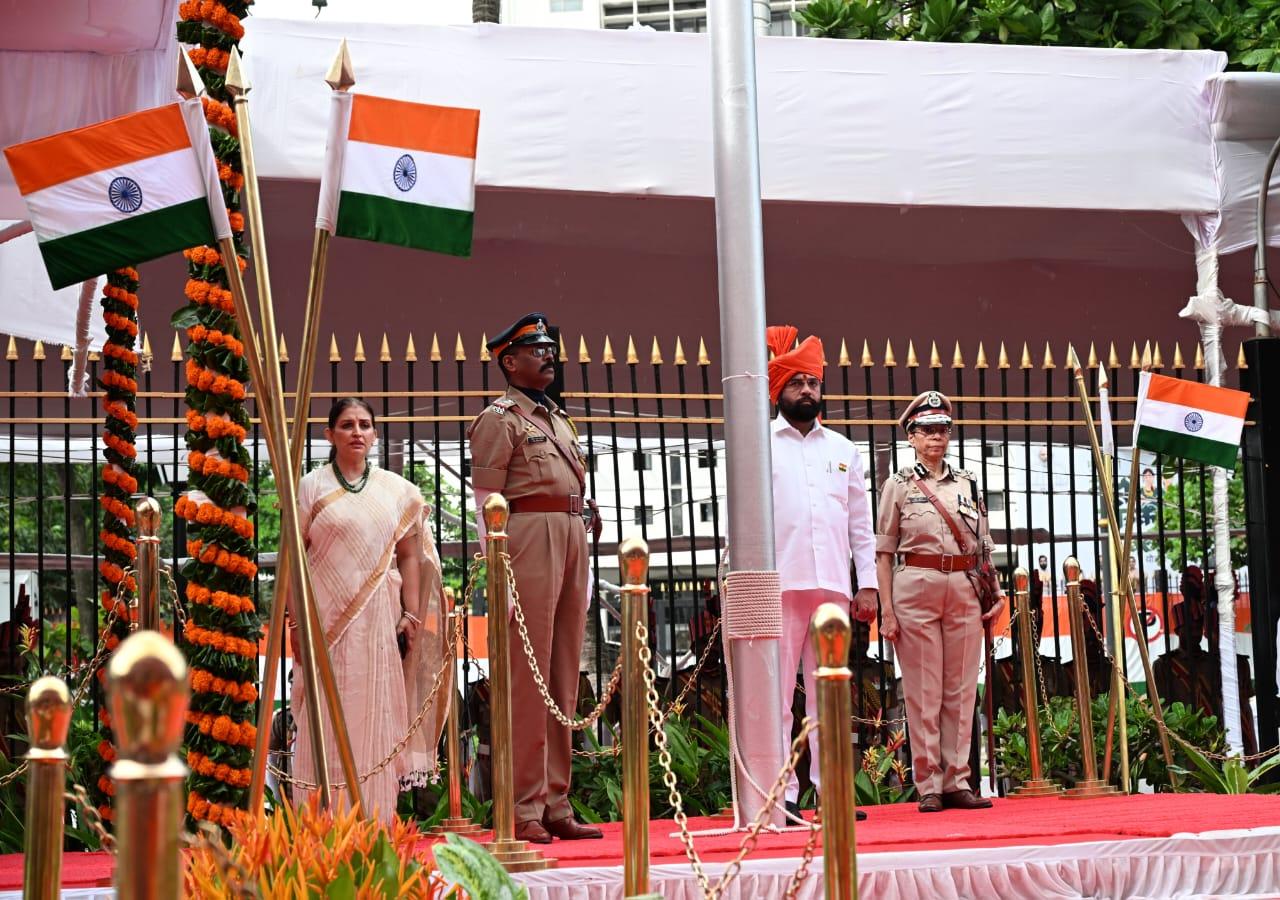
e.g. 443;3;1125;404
174;0;260;828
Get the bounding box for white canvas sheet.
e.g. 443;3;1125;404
241;20;1225;213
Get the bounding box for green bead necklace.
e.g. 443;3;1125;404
333;460;371;494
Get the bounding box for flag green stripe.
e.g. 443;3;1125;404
38;198;216;289
335;191;473;258
1136;425;1239;469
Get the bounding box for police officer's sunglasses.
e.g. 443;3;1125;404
520;346;556;359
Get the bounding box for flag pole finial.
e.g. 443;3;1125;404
176;49;206;100
325;39;357;92
224;47;250;97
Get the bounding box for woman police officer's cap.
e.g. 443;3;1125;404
486;313;557;359
900;390;953;433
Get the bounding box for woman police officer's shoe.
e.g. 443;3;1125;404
918;794;943;813
543;813;604;840
941;788;993;810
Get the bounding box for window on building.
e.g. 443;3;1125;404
584;453;598;473
699;501;716;523
986;493;1007;513
634;505;655;525
983;445;1003;460
634;451;652;471
671;487;685;536
669;456;683;485
698;447;717;468
550;0;582;10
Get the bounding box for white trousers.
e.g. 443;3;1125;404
779;587;850;803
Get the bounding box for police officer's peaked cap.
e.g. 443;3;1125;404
900;390;953;433
487;313;557;359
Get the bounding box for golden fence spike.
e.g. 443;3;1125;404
354;333;366;362
975;341;989;369
88;350;100;362
454;333;466;362
952;341;965;369
1173;342;1185;369
697;337;710;366
1239;342;1249;370
1130;342;1141;369
860;339;873;368
379;333;391;363
1140;340;1152;370
579;335;592;364
838;338;851;367
1108;342;1121;370
429;333;442;362
329;334;342;363
625;335;639;365
883;339;897;367
1194;343;1205;370
906;339;919;368
405;333;418;362
1042;341;1055;370
998;342;1010;369
60;344;73;362
1086;342;1099;370
171;333;183;362
651;337;663;365
479;334;491;363
5;335;17;361
673;336;687;365
277;333;289;364
33;340;45;361
1152;342;1164;370
1019;341;1033;369
928;340;941;369
603;336;616;364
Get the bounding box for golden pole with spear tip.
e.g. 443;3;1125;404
247;39;357;815
1066;345;1174;770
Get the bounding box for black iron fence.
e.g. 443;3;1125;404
0;331;1263;772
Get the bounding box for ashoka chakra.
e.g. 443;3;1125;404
108;177;143;214
393;155;417;192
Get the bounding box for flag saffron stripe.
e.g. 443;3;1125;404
347;95;479;159
5;105;192;195
1145;372;1249;419
1136;427;1239;470
335;191;473;258
38;198;215;289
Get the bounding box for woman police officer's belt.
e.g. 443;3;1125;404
902;552;977;572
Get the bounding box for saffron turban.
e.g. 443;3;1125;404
766;325;824;404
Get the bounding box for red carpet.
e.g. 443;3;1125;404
3;793;1278;889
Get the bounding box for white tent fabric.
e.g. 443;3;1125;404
240;20;1226;214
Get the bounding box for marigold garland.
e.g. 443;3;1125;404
177;0;260;829
90;266;144;826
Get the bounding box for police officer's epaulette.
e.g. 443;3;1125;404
955;467;976;482
488;398;517;415
892;466;915;484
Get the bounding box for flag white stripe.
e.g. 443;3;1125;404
23;148;207;242
316;91;354;233
341;141;475;213
1136;397;1244;443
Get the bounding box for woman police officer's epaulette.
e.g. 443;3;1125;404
488;397;517;414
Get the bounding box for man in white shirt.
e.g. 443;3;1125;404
766;325;879;821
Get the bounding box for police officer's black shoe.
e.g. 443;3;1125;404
856;808;867;821
785;800;803;820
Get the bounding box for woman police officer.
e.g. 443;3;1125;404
875;391;1005;813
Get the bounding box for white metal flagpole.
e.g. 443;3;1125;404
709;0;785;827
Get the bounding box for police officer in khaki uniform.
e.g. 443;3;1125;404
467;313;603;844
876;391;1005;812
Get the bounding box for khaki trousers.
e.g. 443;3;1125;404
892;568;982;797
779;588;850;802
506;511;589;825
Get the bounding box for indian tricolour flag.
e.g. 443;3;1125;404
1133;371;1250;469
3;100;231;289
316;93;479;257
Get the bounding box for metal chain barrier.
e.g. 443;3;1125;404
66;784;115;854
782;800;822;900
271;557;487;791
640;616;817;900
506;555;623;731
1078;603;1280;765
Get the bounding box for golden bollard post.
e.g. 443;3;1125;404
620;537;660;900
133;497;162;633
812;602;857;900
431;586;482;836
23;677;72;900
1061;558;1120;799
108;631;190;898
480;494;551;872
1007;568;1062;798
